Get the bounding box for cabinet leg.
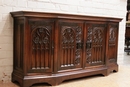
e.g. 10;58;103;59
49;79;63;86
21;82;32;87
105;66;118;76
21;84;31;87
102;70;109;76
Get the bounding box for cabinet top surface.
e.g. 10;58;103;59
10;11;122;22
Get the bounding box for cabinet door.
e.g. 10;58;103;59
85;22;106;67
58;20;83;71
108;23;118;63
28;19;54;73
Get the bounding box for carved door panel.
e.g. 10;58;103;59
108;23;118;63
85;23;106;67
58;21;83;71
28;19;54;73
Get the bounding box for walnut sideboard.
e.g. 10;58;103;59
10;11;122;87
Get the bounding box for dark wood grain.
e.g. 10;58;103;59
10;11;122;87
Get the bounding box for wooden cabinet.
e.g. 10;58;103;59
10;11;122;87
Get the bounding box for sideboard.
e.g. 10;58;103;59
10;11;122;87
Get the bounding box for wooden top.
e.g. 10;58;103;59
10;11;122;22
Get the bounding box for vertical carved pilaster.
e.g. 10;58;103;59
75;27;82;65
86;26;92;64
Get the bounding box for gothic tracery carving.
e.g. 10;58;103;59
30;21;52;70
86;24;105;65
32;27;50;49
62;28;75;44
61;25;82;67
93;28;103;43
109;25;117;43
108;24;118;62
